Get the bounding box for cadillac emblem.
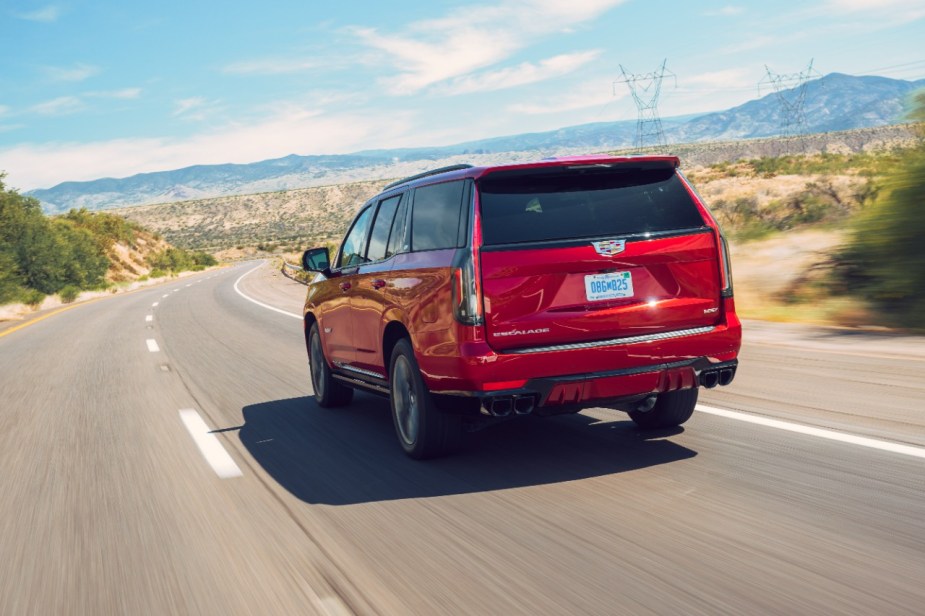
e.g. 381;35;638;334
591;239;626;256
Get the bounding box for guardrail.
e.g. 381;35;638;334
280;260;309;285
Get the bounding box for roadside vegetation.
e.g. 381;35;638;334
833;92;925;330
0;176;216;308
693;92;925;330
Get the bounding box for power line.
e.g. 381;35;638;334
614;60;676;151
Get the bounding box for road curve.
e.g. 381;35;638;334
1;261;923;615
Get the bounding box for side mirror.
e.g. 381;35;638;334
301;247;330;272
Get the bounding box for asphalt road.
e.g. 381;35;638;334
1;261;923;615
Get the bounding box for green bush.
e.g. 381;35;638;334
22;288;45;308
59;285;80;304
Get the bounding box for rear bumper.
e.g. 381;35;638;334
423;319;741;411
438;357;737;415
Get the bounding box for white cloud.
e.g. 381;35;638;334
827;0;922;10
719;35;778;54
0;107;417;190
0;105;9;116
107;88;142;100
508;78;624;115
705;6;744;16
353;0;627;93
17;5;60;22
223;57;322;75
43;63;101;82
30;96;84;116
172;97;222;121
682;68;753;90
437;50;602;95
821;0;925;22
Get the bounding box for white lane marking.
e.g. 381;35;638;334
162;294;169;298
178;409;243;479
145;315;153;323
152;302;159;307
186;283;192;287
696;404;925;460
146;339;160;352
233;264;301;320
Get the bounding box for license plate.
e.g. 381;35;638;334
585;271;633;301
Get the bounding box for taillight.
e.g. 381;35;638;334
718;233;734;298
452;248;484;325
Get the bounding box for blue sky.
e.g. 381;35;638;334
2;0;924;191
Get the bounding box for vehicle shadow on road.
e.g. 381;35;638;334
237;393;696;506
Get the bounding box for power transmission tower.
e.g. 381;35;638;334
614;60;676;151
759;60;822;150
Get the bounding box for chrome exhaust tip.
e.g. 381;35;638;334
718;368;735;386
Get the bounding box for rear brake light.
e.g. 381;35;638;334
453;249;484;325
718;233;734;298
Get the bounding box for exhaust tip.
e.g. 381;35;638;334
513;395;535;415
701;371;719;389
718;368;735;386
490;397;513;417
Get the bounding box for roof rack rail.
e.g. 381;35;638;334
383;164;473;191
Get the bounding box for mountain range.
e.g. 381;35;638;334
29;73;925;213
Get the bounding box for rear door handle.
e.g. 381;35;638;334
371;279;386;290
339;282;352;292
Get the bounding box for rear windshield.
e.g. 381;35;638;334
478;167;705;246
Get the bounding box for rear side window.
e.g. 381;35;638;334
386;196;409;257
478;168;705;246
411;180;466;251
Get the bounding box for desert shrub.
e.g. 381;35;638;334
22;288;45;308
59;285;80;304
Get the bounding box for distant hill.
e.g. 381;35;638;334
29;73;925;213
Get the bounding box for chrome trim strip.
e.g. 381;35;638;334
333;362;386;380
505;326;716;355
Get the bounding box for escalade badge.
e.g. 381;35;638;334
592;239;626;256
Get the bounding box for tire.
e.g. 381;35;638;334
308;322;353;407
629;387;698;429
389;339;462;459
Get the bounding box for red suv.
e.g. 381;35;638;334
301;155;741;458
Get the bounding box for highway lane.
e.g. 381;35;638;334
1;261;924;614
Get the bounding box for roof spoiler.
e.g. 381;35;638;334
383;164;473;191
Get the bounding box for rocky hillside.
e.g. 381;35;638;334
110;124;915;253
30;73;925;212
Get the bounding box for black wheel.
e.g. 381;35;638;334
629;388;698;429
308;322;353;407
389;339;461;459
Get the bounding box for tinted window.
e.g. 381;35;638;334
367;195;402;262
386;195;408;258
337;205;374;268
411;181;466;251
478;168;705;246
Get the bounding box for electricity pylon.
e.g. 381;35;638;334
759;60;823;150
614;60;676;151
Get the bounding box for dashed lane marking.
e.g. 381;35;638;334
146;315;153;323
146;339;160;353
178;409;243;479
